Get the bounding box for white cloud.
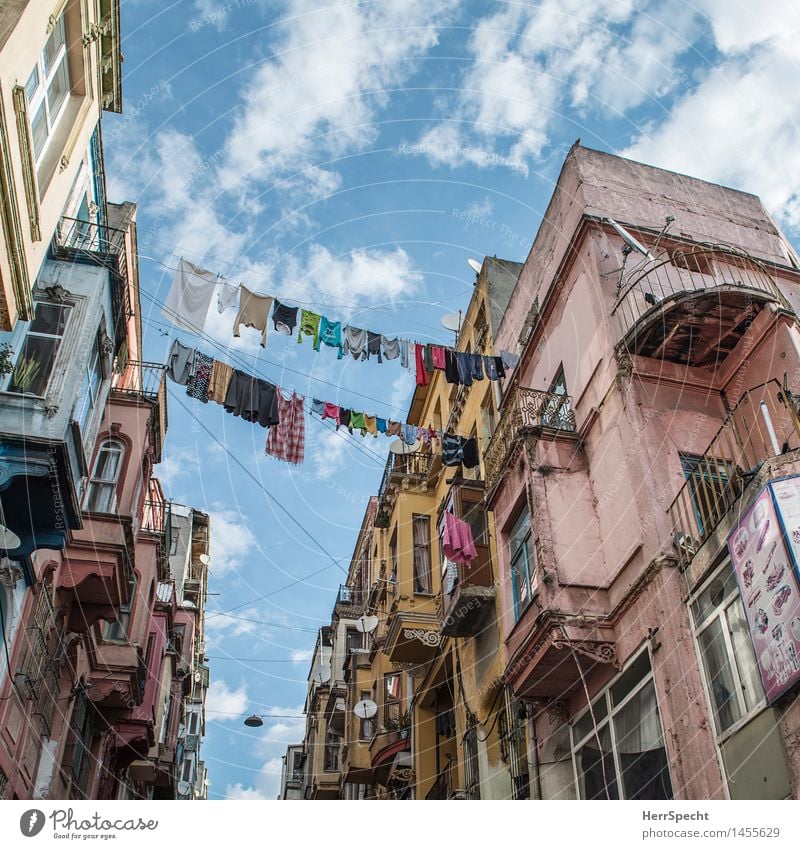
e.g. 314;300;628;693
311;427;348;481
209;509;259;577
206;679;249;721
225;757;284;800
624;8;800;230
464;196;494;219
389;370;414;417
290;648;313;662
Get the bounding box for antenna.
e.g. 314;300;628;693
356;614;379;633
353;699;378;719
605;218;655;260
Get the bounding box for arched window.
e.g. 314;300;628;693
85;439;124;513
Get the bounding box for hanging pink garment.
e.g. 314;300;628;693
442;511;477;564
321;401;341;428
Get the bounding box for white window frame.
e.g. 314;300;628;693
508;507;533;620
85;438;124;513
689;559;766;742
569;648;672;800
26;12;72;165
73;331;105;436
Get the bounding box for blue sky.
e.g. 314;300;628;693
105;1;800;798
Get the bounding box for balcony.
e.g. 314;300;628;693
376;451;433;522
334;584;365;618
484;387;577;493
342;742;373;785
51;217;132;346
669;380;800;567
140;480;171;578
112;361;168;462
384;610;441;665
612;245;787;366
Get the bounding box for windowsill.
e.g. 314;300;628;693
716;700;769;746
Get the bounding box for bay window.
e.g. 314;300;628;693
6;301;71;396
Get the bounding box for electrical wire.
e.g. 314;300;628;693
205;656;308;662
203;612;318;631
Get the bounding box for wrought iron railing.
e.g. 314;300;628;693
376;450;433;512
483;387;576;492
113;361;168;456
425;759;454;800
612;245;786;344
669;380;800;567
335;584;364;607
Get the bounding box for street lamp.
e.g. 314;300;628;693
243;714;264;728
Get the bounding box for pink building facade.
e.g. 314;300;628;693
486;143;800;800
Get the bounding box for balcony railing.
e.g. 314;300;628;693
51;217;132;339
377;451;433;503
484;387;576;492
612;245;786;357
669;380;800;567
113;361;168;458
425;760;454;800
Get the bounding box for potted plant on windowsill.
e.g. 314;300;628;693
383;710;411;743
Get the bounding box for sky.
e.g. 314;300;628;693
105;0;800;798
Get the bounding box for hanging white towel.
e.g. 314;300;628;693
162;257;216;332
217;278;239;313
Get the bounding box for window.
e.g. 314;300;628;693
499;692;530;800
345;627;361;654
463;727;481;800
103;570;136;642
26;13;71;163
389;529;398;590
6;301;71;396
74;332;104;434
85;439;124;513
681;454;735;536
359;690;374;739
542;364;573;429
571;651;672;800
181;755;195;784
384;673;402;725
63;687;94;799
508;507;534;619
691;561;763;736
291;751;303;781
412;514;432;594
324;731;340;771
479;392;496;448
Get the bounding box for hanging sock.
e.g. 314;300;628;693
415;343;430;386
186;351;213;403
233;286;273;348
318;316;344;358
217;278;239;313
297;309;322;350
208;360;234;404
163;257;217;332
272;300;299;336
342;326;369;361
266;390;305;465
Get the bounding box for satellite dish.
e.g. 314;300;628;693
354;699;378;720
440;312;462;333
177;780;192;795
314;665;331;684
467;258;483;274
0;524;21;551
605;218;655;260
199;554;211;565
356;614;379;633
389;439;421;455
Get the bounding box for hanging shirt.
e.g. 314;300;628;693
297;309;322;349
233;286;273;347
386;421;402;437
415;343;430;386
339;409;352;430
444;349;460;384
401;423;417;445
272;300;299;336
483;356;506;381
342;326;368;361
367;331;383;363
442;511;477;564
166;339;196;385
265;391;305;464
186;351;213;403
381;336;400;361
376;418;388;434
430;345;446;370
322;402;341;427
208;360;234;405
469;353;484;381
311;398;325;416
454;351;474;386
364;414;378;437
217;279;239;313
461;436;480;469
163;257;216;332
349;411;366;434
223;371;280;428
441;433;464;466
318;316;343;358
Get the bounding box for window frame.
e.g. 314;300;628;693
507;506;534;620
411;513;433;595
85;438;125;513
569;648;673;801
3;300;72;396
689;559;766;741
73;330;105;436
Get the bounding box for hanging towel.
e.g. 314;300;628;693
186;351;213;403
322;402;341;427
166;339;196;385
367;331;383;363
318;316;343;358
266;391;305;464
381;336;400;361
208;360;234;405
415;343;430;386
342;326;368;361
442;511;477;564
163;257;216;332
233;286;273;347
217;279;239;313
430;345;446;370
444;349;460;384
272;300;299;336
297;309;322;349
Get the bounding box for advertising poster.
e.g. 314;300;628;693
727;484;800;703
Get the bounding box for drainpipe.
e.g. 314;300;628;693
528;706;542;800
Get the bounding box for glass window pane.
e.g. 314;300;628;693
610;652;651;706
574;696;608;743
726;600;764;714
613;680;673;800
31;103;48;160
697;617;742;733
9;335;58;396
46;58;69;120
30;302;70;336
691;567;738;626
26;66;40;102
94;445;122;482
509;509;530;551
43;16;66;72
87;482;116;513
576;724;618;799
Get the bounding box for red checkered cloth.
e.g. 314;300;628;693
265;390;305;464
